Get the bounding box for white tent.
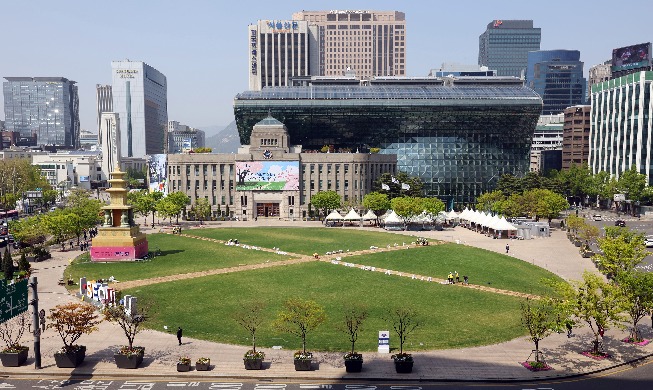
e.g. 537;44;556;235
325;210;344;220
383;211;403;224
459;208;472;220
447;210;459;219
494;216;518;231
343;209;362;220
362;210;377;220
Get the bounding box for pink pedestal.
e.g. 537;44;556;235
91;240;149;262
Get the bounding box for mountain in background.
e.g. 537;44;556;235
203;121;240;153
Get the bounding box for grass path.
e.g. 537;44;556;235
113;233;540;300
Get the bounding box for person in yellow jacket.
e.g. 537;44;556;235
455;271;460;283
447;272;454;284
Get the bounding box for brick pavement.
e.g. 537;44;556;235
3;218;652;381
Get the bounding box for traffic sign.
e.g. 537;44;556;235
0;279;28;323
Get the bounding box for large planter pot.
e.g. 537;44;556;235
113;349;144;369
574;241;582;247
177;363;191;372
344;359;363;373
394;360;413;373
54;346;86;368
196;361;211;371
244;358;263;370
0;348;29;367
294;359;312;371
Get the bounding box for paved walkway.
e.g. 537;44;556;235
3;219;652;381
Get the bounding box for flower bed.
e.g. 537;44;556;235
520;361;552;371
622;338;651;346
581;351;611;360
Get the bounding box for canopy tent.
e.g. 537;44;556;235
362;210;378;221
343;209;362;220
325;210;344;220
458;208;472;220
447;210;459;220
383;211;403;224
493;216;518;231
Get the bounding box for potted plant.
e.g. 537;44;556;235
177;356;191;372
273;298;326;371
47;302;101;368
234;301;266;370
385;306;420;373
103;303;149;369
0;313;29;367
338;304;368;373
195;357;211;371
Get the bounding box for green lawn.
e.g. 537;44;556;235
350;244;562;296
127;261;527;352
65;233;290;283
186;227;411;255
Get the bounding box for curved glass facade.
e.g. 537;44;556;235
234;85;542;204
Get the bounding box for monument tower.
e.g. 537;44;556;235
91;165;148;261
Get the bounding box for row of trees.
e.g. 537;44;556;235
523;224;653;361
127;190;195;225
0;159;58;211
475;188;569;222
9;188;103;251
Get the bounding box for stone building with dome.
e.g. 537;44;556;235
165;116;396;220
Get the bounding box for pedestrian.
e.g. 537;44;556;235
69;241;73;250
505;243;510;254
565;320;573;338
455;271;460;283
177;327;183;345
447;272;454;284
463;275;469;285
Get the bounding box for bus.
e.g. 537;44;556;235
0;210;19;221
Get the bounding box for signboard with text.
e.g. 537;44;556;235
0;279;28;323
378;330;390;353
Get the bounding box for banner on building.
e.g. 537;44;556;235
147;154;168;195
236;161;299;191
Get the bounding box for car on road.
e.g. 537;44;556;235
615;220;626;227
593;214;603;221
645;236;653;248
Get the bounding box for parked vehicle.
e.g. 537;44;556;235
645;236;653;248
614;220;626;227
592;214;602;221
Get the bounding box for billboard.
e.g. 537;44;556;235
236;161;299;191
612;42;652;73
148;154;168;194
182;138;192;152
79;176;89;182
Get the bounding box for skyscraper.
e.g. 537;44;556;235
3;77;80;148
478;20;541;77
111;60;168;158
526;50;586;115
96;84;113;147
248;20;315;90
292;10;406;79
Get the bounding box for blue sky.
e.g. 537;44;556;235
1;0;651;133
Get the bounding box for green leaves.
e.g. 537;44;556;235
310;191;341;218
273;298;326;354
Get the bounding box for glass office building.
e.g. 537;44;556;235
234;78;542;205
478;20;541;78
526;50;586;115
3;77;80;148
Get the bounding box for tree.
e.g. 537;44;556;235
0;158;52;210
192;147;213;153
595;227;647;277
273;298;326;354
42;212;75;245
391;196;422;225
0;312;29;351
520;298;556;363
8;215;47;250
47;302;102;350
192;198;211;224
374;172;423;199
532;189;569;222
18;252;30;274
554;272;623;355
615;271;653;342
2;248;14;281
165;191;190;224
618;166;647;202
384;306;420;355
233;301;266;354
362;192;390;223
103;304;149;350
476;190;506;213
556;164;594;204
420;197;445;218
310;191;341;219
338;304;368;355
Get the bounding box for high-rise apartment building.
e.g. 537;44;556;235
562;105;591;170
478;20;541;77
96;84;113;147
111;60;168;158
291;10;406;79
526;50;586;115
100;112;120;179
248;20;315;90
589;71;653;184
3;77;80;148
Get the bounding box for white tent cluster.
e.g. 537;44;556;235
457;208;518;231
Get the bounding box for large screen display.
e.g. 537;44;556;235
148;154;168;194
612;42;652;72
236;161;299;191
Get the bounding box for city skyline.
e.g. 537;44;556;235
1;0;652;135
